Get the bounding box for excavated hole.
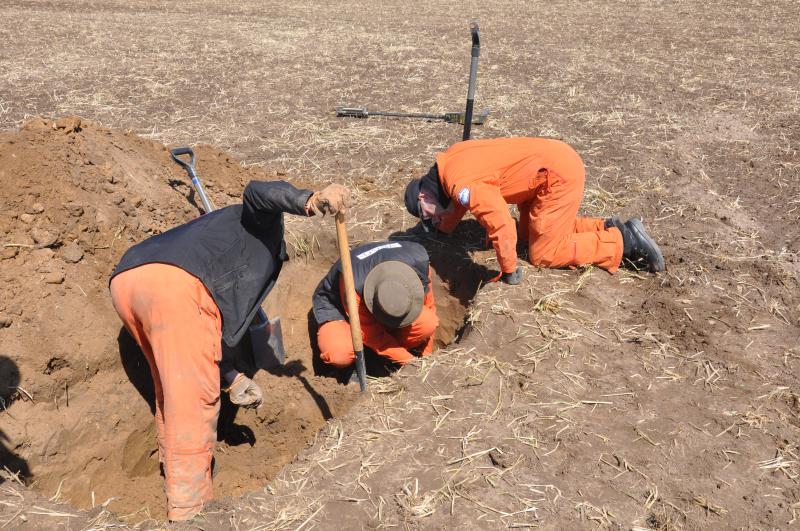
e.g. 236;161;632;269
14;229;484;522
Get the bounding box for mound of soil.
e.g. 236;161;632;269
0;116;257;404
0;117;474;521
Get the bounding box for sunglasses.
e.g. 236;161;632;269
417;199;435;233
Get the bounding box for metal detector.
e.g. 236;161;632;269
462;20;481;141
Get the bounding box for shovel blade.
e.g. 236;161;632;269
250;316;286;370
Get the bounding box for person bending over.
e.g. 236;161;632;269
110;180;350;521
404;137;664;284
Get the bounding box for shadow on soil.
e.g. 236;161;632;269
118;328;276;446
0;355;30;485
390;219;492;342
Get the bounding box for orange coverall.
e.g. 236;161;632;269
110;263;221;521
318;278;438;367
434;138;623;273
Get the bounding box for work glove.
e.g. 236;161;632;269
308;183;352;216
500;266;524;285
228;373;263;409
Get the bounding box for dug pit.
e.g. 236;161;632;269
0;117;485;522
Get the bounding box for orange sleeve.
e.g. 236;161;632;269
357;299;415;365
468;182;518;273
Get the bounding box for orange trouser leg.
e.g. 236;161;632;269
110;263;222;521
127;327;167;466
392;306;439;350
520;204;602;241
527;171;623;272
573;216;605;233
318;320;356;369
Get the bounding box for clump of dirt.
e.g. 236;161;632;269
0;117;478;521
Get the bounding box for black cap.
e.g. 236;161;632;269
404;179;422;218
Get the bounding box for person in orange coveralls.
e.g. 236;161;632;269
312;240;439;367
404;137;664;284
109;180;350;521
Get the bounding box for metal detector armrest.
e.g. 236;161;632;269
336;106;369;118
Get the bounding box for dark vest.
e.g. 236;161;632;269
111;181;312;346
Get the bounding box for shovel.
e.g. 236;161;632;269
334;212;367;392
170;147;286;369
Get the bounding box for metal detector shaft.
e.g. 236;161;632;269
335;106;487;125
369;110;445;120
462;21;481;141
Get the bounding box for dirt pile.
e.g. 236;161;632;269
0;116;302;519
0;116;259;403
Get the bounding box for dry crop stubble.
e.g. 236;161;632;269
1;0;800;528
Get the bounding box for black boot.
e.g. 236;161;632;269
606;217;665;272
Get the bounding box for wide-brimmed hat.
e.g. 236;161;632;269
363;261;424;329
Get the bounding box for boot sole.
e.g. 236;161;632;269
627;218;665;272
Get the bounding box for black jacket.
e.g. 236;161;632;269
312;240;431;325
111;181;312;346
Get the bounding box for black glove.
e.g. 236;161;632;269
500;266;524;285
408;346;424;357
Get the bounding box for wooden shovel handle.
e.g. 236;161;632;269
335;212;367;391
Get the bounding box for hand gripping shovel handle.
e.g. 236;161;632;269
335;213;367;392
170;147;215;214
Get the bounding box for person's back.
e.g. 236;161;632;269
112;180;309;346
435;137;583;200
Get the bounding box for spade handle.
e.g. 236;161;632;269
335;213;367;392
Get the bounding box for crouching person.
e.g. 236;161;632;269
313;241;439;368
404;137;664;284
109;180;350;521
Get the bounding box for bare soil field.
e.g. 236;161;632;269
1;0;799;529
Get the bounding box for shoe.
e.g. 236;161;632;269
607;217;665;272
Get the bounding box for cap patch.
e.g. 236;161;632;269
356;242;402;260
457;187;470;206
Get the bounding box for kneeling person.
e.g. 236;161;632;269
313;241;439;367
404;137;664;284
